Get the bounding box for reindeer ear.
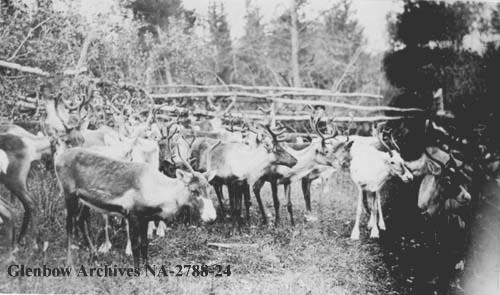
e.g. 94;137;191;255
345;140;354;151
427;161;442;176
203;170;217;182
176;169;193;183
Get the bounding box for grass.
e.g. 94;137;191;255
0;164;397;294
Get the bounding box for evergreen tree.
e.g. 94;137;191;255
208;1;233;84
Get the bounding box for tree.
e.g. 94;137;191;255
122;0;184;31
289;0;300;87
207;1;233;84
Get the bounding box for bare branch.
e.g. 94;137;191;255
8;16;54;61
0;60;50;76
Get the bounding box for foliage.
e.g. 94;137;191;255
0;0;386;120
207;1;233;84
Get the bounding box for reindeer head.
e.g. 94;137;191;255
255;124;297;168
48;79;96;153
377;124;414;183
0;149;9;174
310;117;353;169
175;149;217;222
418;148;471;217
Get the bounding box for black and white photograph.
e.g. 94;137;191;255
1;0;500;294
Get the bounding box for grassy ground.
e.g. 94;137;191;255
0;165;397;294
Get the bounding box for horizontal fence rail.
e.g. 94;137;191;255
151;84;384;99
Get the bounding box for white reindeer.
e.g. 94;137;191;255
349;127;414;240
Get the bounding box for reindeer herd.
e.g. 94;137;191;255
0;83;475;269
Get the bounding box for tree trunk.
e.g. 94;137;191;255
290;0;301;88
163;57;174;85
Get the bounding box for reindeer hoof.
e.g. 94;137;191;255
369;227;379;239
304;214;318;222
378;221;386;231
98;241;112;253
147;221;155;239
125;243;132;256
350;229;360;240
367;219;375;230
156;222;167;237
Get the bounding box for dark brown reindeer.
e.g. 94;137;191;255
0;126;52;249
406;147;472;218
55;146;217;267
0;148;16;260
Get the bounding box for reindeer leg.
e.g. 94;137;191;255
0;197;16;261
128;213;142;268
302;178;318;222
243;181;251;223
125;219;132;256
7;182;35;247
301;178;312;212
147;221;155;239
65;194;80;265
350;189;363;240
366;192;375;229
376;192;386;231
213;183;226;219
139;217;149;265
228;182;238;235
252;178;268;225
80;206;97;260
284;182;295;226
156;221;167;237
369;192;380;238
271;179;280;226
235;182;243;232
98;215;112;253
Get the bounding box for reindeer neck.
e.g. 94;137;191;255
405;153;427;177
144;171;190;218
30;136;52;160
283;143;318;180
44;99;58;120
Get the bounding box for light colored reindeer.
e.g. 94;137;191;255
191;124;297;228
252;119;352;225
349;125;414;240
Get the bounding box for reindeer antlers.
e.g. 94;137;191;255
312;117;338;145
376;123;394;157
176;145;196;174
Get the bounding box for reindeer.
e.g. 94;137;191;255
158;122;193;178
0;149;16;260
0;126;52;248
52;91;166;256
55;147;216;267
349;125;414;240
407;147;471;218
193;124;297;229
252;119;352;225
88;136;161;256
